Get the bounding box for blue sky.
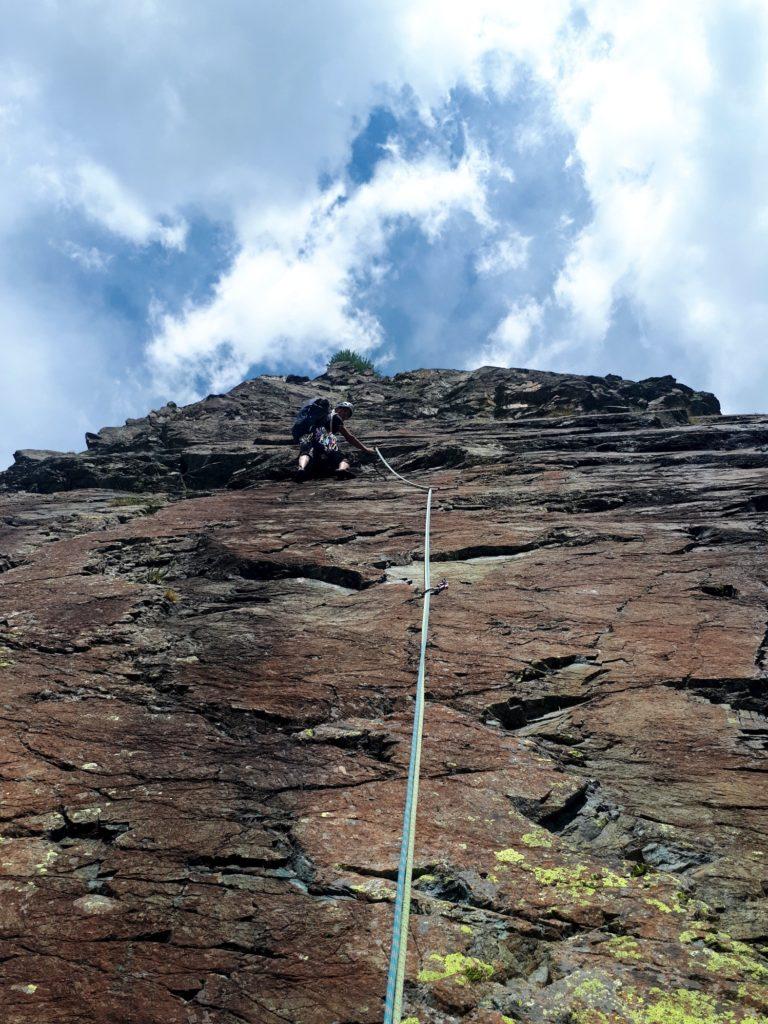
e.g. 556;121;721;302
2;1;768;467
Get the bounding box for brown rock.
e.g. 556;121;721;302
0;365;765;1023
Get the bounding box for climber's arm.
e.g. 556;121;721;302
339;424;375;456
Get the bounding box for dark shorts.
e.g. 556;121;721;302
299;437;345;470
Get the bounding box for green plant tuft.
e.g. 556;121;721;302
327;349;378;374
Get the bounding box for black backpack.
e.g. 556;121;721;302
291;397;331;442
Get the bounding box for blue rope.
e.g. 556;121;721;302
377;448;433;1024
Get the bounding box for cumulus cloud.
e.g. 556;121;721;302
34;160;187;248
146;0;768;412
478;299;545;366
149;143;500;391
54;241;113;272
475;233;531;275
537;0;768;408
0;282;158;466
1;0;768;466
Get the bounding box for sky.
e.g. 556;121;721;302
2;0;768;467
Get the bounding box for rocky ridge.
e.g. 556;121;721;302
0;363;766;1024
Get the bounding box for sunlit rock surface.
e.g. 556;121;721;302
0;363;766;1023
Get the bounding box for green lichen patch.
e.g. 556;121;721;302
417;951;494;986
738;982;768;1010
604;935;643;961
530;863;603;905
495;848;526;864
12;983;38;995
570;984;768;1024
670;888;711;917
619;986;768;1024
601;869;630;889
521;829;553;848
533;864;592;889
572;977;609;1001
492;845;659;912
680;926;713;944
520;858;634;905
644;896;674;914
349;880;395;902
694;936;768;982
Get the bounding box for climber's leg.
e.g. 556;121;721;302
295;449;313;481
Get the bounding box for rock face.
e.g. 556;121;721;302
0;363;766;1024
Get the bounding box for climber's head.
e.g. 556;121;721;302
335;401;354;421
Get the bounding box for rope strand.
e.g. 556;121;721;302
377;447;433;1024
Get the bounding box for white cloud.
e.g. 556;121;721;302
1;0;768;468
477;299;544;366
149;143;499;390
0;283;159;468
533;0;768;407
54;240;113;272
475;232;531;275
33;160;187;248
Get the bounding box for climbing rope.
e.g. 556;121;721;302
375;447;432;492
376;448;433;1024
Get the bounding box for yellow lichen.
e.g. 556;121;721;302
601;869;630;888
644;897;674;913
532;864;597;901
350;880;394;902
572;978;609;1000
604;936;643;961
35;849;59;876
619;986;768;1024
418;952;494;985
738;982;768;1010
521;829;553;848
495;848;526;864
697;938;768;982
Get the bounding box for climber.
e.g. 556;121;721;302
295;401;374;481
